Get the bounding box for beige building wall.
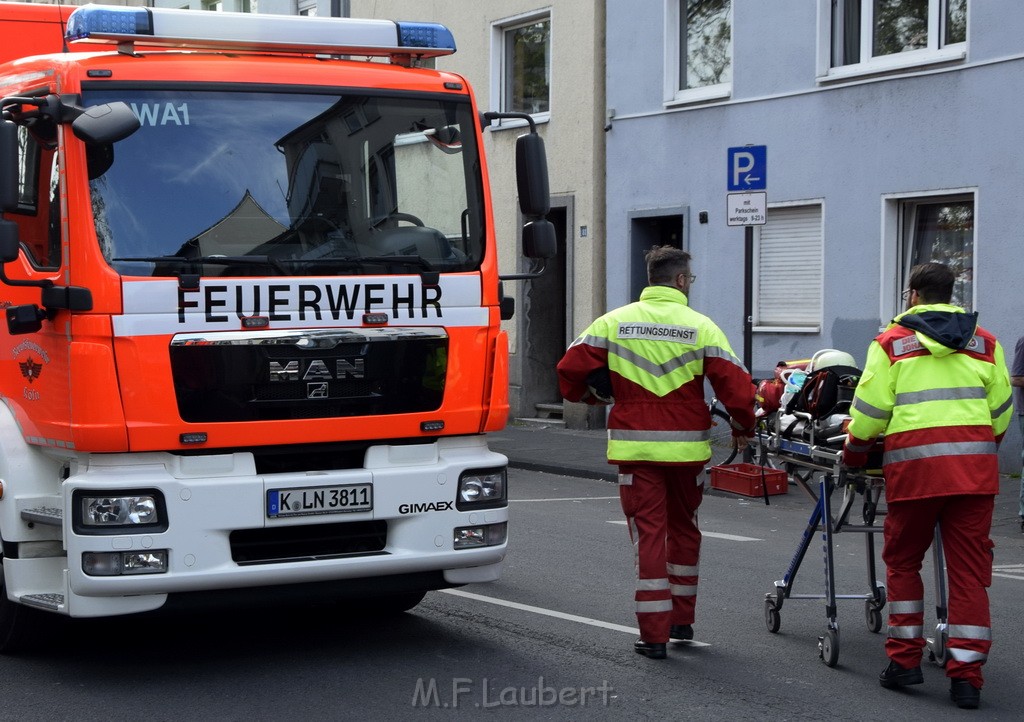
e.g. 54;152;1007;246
349;0;606;427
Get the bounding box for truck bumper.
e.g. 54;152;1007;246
14;436;509;617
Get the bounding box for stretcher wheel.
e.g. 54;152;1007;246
865;601;883;633
819;628;840;667
927;626;949;668
764;599;781;633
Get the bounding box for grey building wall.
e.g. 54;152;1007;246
606;1;1024;469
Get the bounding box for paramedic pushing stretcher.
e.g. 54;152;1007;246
842;262;1013;710
557;246;755;659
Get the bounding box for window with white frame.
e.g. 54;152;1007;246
298;0;317;16
492;12;551;118
665;0;732;105
899;195;974;310
824;0;966;77
754;204;823;330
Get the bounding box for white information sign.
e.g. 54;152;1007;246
727;192;767;226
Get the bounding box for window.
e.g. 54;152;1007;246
665;0;732;105
298;0;317;16
9;128;61;269
900;196;973;310
824;0;966;78
492;12;551;120
754;204;823;330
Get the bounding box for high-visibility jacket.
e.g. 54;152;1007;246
557;285;754;466
844;303;1013;502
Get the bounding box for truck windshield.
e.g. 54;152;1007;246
83;88;485;277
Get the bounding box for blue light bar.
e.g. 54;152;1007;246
396;22;456;53
65;4;457;59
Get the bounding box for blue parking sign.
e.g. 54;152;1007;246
728;146;767;191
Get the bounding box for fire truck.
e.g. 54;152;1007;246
0;3;553;650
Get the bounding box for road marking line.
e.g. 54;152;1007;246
993;565;1024;581
439;589;710;647
606;520;762;542
511;496;619;503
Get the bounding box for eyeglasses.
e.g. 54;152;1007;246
682;273;697;284
901;288;914;301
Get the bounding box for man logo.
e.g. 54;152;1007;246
307;382;329;399
269;358;366;382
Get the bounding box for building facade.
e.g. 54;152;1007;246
606;0;1023;467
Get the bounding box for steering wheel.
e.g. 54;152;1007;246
377;212;425;227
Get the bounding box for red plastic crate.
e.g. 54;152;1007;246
710;463;788;497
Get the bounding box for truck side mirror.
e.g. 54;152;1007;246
515;132;550;218
523;219;556;260
71;102;140;145
0;219;20;262
0;121;19;211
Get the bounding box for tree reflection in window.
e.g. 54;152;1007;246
910;200;973;310
681;0;731;89
505;18;550;115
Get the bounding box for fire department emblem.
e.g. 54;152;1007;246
19;357;42;383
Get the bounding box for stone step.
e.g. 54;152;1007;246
515;417;566;428
534;402;564;419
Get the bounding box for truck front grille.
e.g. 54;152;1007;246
169;327;447;422
230;520;387;565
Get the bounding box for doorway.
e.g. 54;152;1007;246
520;204;568;419
629;211;686;301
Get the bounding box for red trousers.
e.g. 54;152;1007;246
883;495;995;687
618;464;704;644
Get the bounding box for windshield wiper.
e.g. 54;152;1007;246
113;255;289;275
289;255;440;284
114;254;440;284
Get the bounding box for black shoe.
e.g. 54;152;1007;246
878;660;924;689
633;639;667;659
669;624;694;641
950;679;981;709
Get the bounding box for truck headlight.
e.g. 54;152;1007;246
72;489;168;534
456;468;506;510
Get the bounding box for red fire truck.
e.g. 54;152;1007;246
0;3;552;650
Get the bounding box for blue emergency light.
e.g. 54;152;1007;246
65;4;456;59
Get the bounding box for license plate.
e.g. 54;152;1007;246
267;483;373;518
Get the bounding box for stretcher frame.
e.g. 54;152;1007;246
753;410;949;668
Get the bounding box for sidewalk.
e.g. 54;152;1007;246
488;422;1024;536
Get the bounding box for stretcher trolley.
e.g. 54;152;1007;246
752;410;950;668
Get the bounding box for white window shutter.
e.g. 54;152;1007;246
755;205;823;327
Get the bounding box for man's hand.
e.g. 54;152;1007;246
732;435;754;451
841;438;869;468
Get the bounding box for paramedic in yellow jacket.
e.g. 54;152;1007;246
842;262;1012;710
557;245;755;660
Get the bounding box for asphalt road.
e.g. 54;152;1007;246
0;468;1021;720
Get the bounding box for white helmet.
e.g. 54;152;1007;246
808;348;858;372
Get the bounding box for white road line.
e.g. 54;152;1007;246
606;520;762;542
511;496;619;503
993;564;1024;582
440;588;711;647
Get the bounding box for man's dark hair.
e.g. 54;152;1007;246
645;245;691;285
909;262;955;304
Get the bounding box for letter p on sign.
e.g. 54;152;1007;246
727;145;766;191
